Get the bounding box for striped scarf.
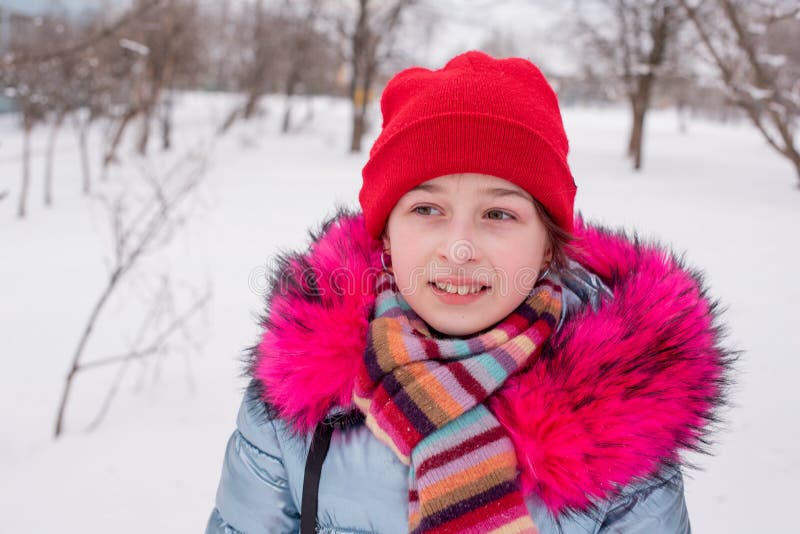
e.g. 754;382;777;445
353;271;563;533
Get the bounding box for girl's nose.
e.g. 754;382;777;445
436;218;480;265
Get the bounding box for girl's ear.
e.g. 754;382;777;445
382;232;391;251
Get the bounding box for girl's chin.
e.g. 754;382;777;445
421;311;498;339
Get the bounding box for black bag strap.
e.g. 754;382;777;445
300;419;335;534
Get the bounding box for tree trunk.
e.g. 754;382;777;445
104;108;139;171
788;147;800;188
217;107;241;135
240;96;263;122
349;0;368;153
138;79;166;155
137;104;153;155
348;61;363;152
632;106;646;171
77;118;92;195
44;113;65;208
54;267;122;438
281;70;300;134
161;93;173;151
244;0;267;120
628;98;647;171
350;108;365;153
243;91;260;120
281;99;293;134
357;58;376;149
18;122;32;219
623;4;671;172
349;56;366;152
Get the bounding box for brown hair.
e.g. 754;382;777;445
531;198;581;272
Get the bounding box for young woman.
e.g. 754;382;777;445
206;50;734;533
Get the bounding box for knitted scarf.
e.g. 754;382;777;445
353;271;563;534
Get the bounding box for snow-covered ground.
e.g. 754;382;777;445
0;91;796;532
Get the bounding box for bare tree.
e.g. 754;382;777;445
43;113;66;207
97;0;204;165
132;0;205;154
16;101;45;219
4;10;126;208
7;0;163;65
277;0;331;134
217;0;279;134
1;2;170;197
203;0;239;92
97;33;147;171
40;20;82;207
83;273;211;433
326;0;418;153
679;0;800;186
572;0;683;170
53;147;211;438
0;3;166;180
0;13;49;218
70;46;114;195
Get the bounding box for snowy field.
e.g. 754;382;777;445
0;91;797;533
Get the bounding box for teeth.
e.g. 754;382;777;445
434;281;485;295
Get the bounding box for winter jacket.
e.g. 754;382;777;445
206;207;733;533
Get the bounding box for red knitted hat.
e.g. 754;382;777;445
359;50;577;239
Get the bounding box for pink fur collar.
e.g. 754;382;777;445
249;206;735;515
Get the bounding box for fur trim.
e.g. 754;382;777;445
488;215;736;514
247;205;737;516
248;204;381;431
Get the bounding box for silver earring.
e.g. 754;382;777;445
380;249;393;273
536;264;551;282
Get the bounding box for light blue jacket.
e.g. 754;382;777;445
205;382;690;534
206;260;694;533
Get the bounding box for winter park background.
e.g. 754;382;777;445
1;1;799;533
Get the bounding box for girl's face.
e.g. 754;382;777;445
382;173;553;337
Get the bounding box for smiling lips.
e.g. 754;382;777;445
428;280;489;305
431;280;488;295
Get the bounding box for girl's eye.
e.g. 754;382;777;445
486;209;515;221
412;205;442;216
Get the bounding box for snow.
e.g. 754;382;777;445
758;53;787;68
632;62;653;76
118;38;150;56
0;91;798;533
744;84;774;101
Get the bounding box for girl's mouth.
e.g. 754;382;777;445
428;281;490;305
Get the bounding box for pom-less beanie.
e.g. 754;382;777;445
359;50;577;239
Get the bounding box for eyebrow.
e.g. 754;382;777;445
409;183;532;202
409;183;442;194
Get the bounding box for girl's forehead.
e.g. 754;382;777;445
406;173;531;200
421;173;516;187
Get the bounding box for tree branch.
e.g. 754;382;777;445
79;288;211;373
8;0;164;65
